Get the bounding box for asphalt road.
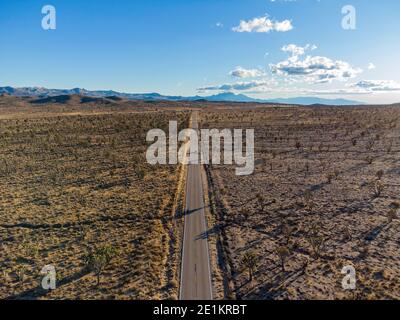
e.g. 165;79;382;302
179;112;213;300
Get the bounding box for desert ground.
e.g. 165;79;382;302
0;94;190;299
1;94;399;300
200;105;400;300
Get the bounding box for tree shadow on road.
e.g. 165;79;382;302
195;223;223;241
183;206;208;217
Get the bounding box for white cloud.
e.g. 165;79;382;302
216;22;223;28
197;79;400;96
274;20;293;32
198;84;369;95
367;63;376;70
351;80;400;92
281;44;316;56
232;15;293;33
271;46;362;83
282;44;306;56
229;67;266;78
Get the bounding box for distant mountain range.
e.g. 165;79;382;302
262;97;365;106
0;86;365;106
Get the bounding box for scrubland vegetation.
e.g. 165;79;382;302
1;94;399;301
0;100;189;299
201;106;400;300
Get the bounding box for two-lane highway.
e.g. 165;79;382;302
179;112;213;300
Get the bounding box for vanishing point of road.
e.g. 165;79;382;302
179;112;213;300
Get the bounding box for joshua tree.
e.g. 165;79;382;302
386;142;393;153
15;265;27;283
307;234;325;259
239;208;250;222
334;170;340;179
387;208;398;223
282;224;296;245
365;156;374;165
241;251;258;282
342;226;352;241
256;194;275;214
269;150;277;171
326;173;334;184
306;224;326;259
376;170;384;181
359;243;369;259
373;181;384;198
366;140;374;152
303;190;314;211
276;246;291;272
304;163;310;178
84;245;118;286
135;167;146;180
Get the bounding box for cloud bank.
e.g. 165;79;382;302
198;79;273;92
229;67;266;78
270;44;362;83
351;80;400;92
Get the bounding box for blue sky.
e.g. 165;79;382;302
1;0;400;103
